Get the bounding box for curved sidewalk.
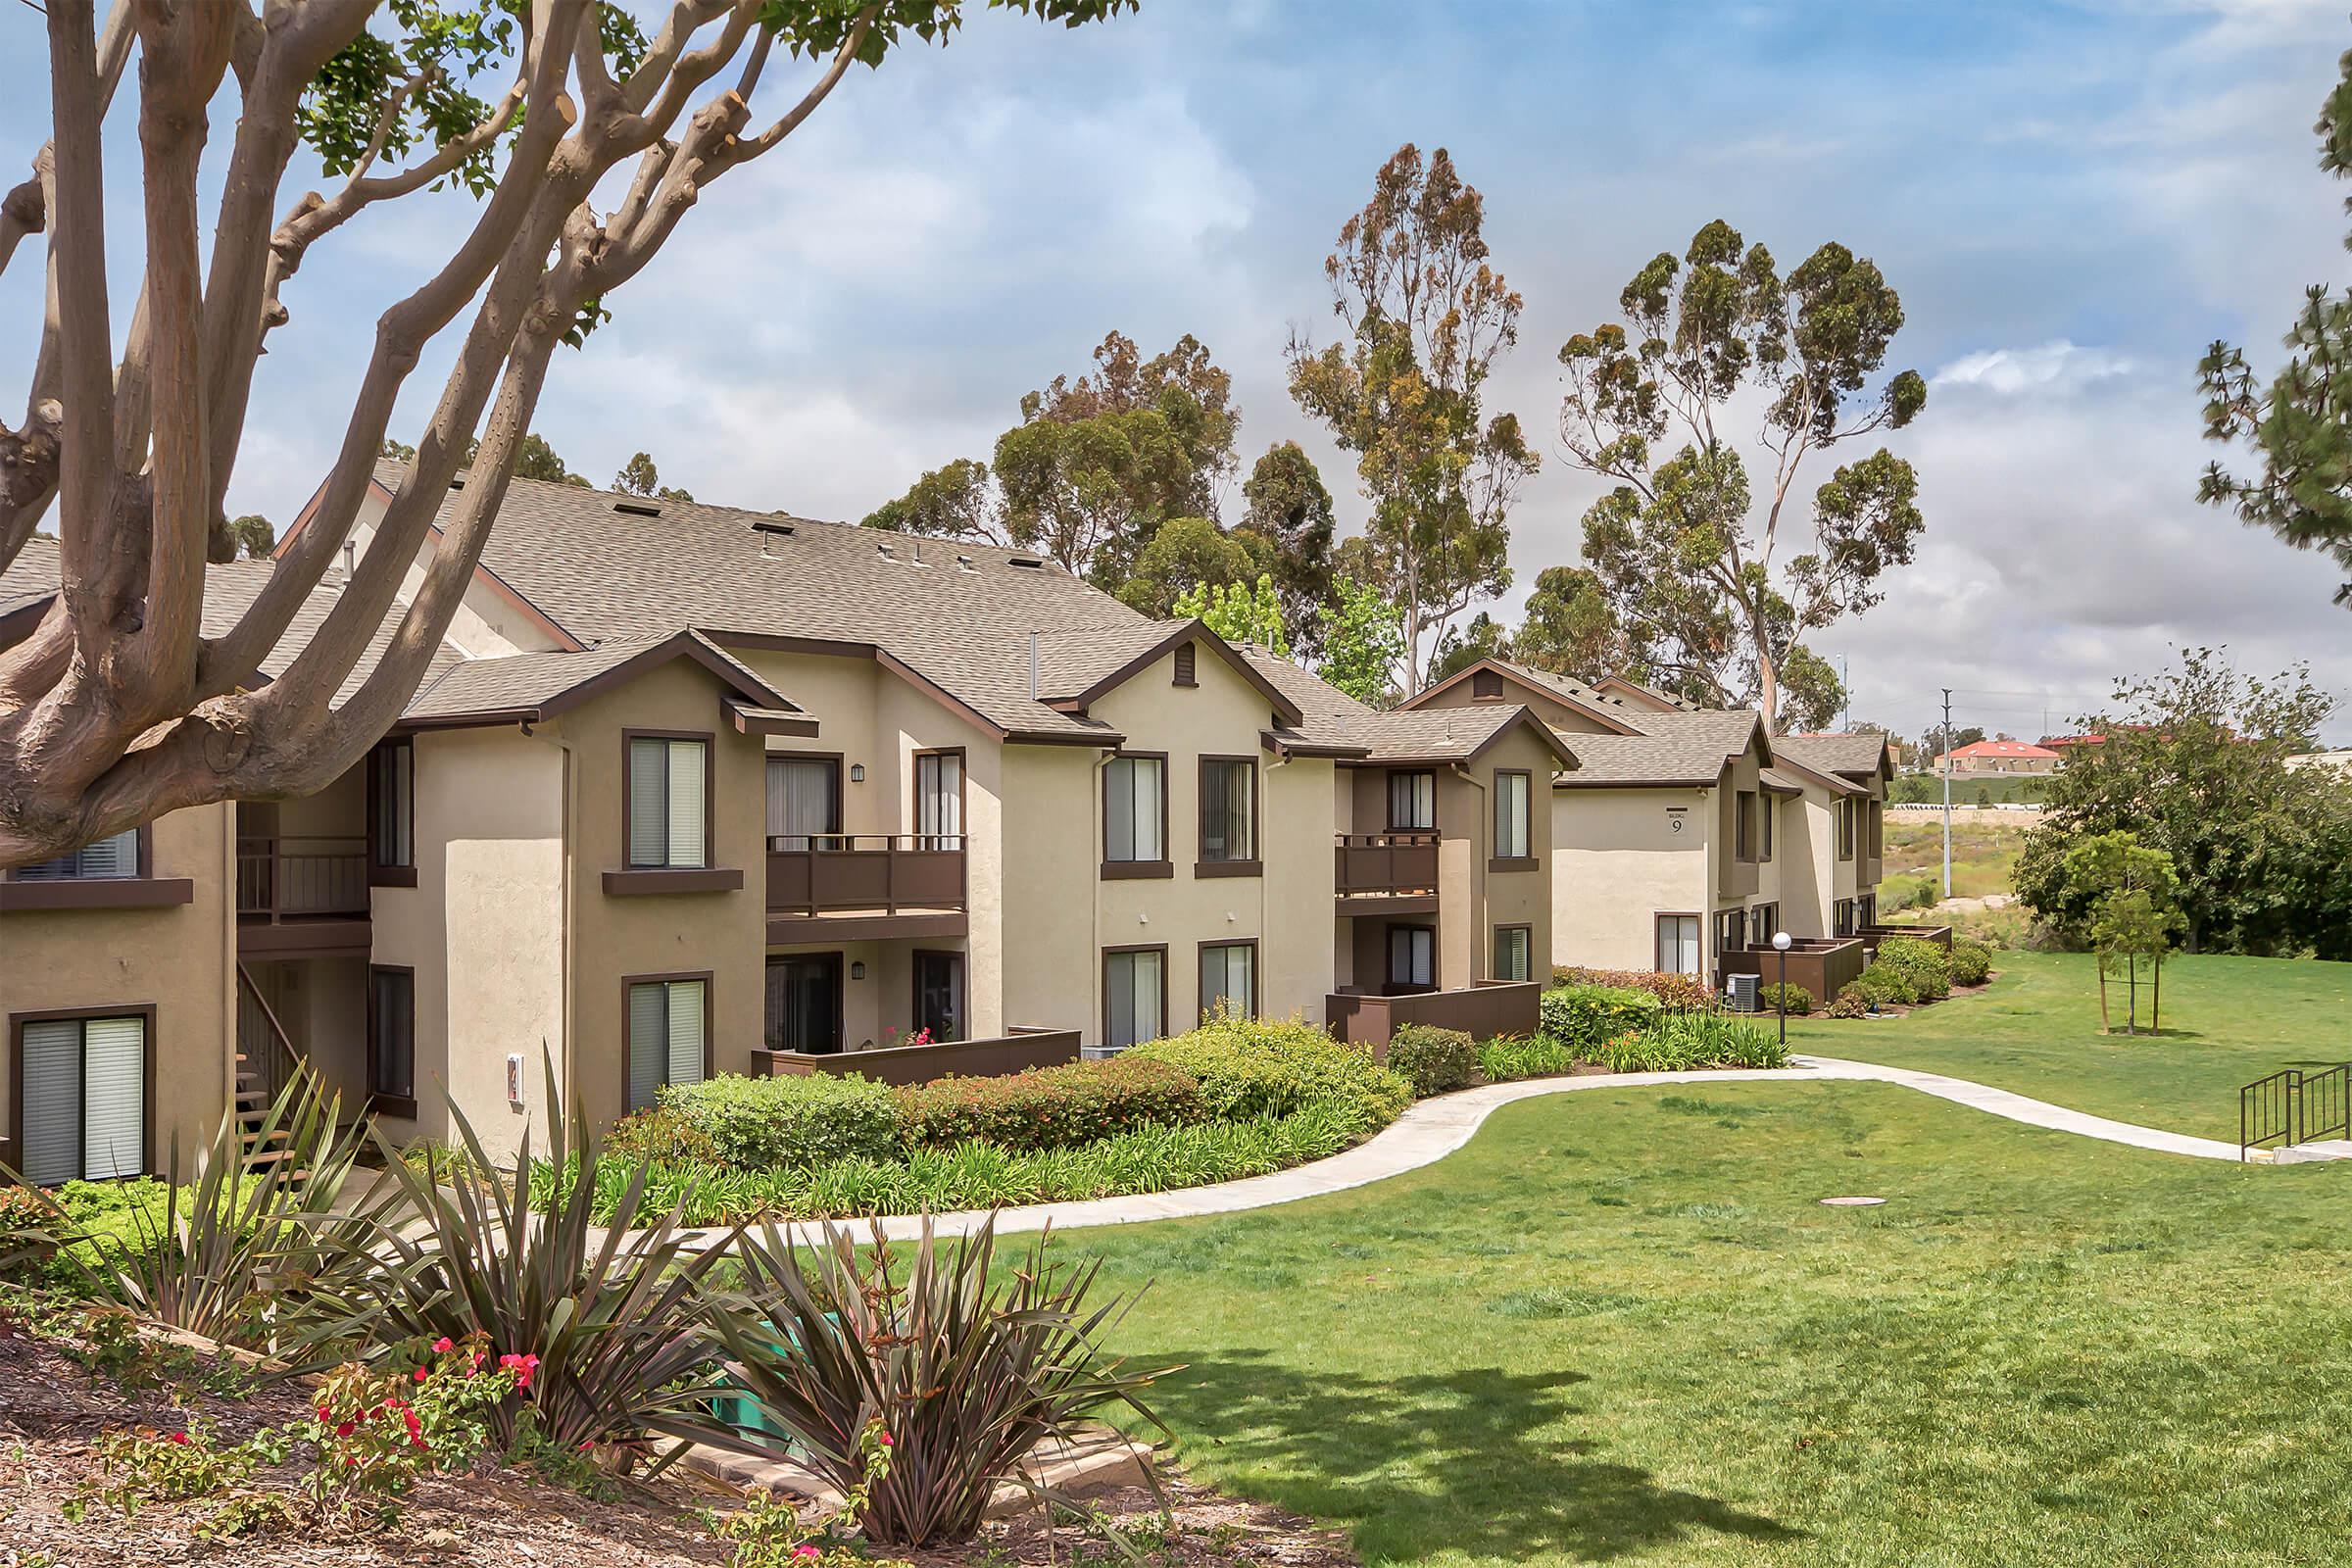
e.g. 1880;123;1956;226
701;1054;2329;1249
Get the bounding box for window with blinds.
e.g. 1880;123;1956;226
1103;756;1164;864
1655;914;1700;975
766;756;839;851
17;1013;145;1185
369;739;414;870
625;977;707;1113
1102;949;1163;1049
1494;771;1530;858
627;736;709;868
1493;926;1531;982
1388;925;1435;990
1198;942;1254;1020
915;752;962;848
368;967;416;1106
1389;770;1436;830
1198;759;1254;863
11;827;139;881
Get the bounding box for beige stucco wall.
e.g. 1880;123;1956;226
1776;790;1832;938
1549;785;1711;974
998;742;1099;1036
0;803;236;1171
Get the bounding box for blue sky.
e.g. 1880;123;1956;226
4;0;2348;742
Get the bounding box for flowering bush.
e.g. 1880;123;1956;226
1551;966;1714;1010
709;1419;910;1568
301;1333;522;1520
895;1055;1203;1153
69;1420;265;1521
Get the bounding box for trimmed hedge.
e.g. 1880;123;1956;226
1877;936;1952;1002
895;1055;1203;1153
1550;966;1714;1010
1757;981;1813;1015
1387;1025;1479;1098
1948;938;1993;987
662;1072;906;1169
1130;1015;1413;1133
1539;984;1662;1052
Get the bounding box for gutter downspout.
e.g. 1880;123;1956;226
1091;745;1112;1046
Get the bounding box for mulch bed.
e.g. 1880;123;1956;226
0;1305;1351;1568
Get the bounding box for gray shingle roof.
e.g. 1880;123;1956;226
1553;709;1763;787
1232;645;1571;765
402;630;794;723
1775;732;1893;780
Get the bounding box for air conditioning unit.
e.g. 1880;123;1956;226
1726;973;1761;1013
1081;1044;1128;1061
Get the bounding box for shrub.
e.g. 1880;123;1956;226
1477;1035;1575;1083
604;1106;720;1165
1824;986;1871;1018
1600;1010;1789;1072
1849;962;1916;1006
1539;984;1663;1054
1948;938;1994;987
895;1056;1203;1152
1131;1015;1412;1132
663;1072;906;1169
1551;966;1713;1010
1386;1025;1479;1097
724;1216;1175;1547
1876;936;1952;1002
1757;981;1813;1015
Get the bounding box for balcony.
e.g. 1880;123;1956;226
1334;832;1441;915
766;834;967;942
236;835;371;956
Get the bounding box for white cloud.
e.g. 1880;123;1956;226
1932;340;2136;396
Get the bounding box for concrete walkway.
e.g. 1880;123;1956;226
684;1054;2337;1250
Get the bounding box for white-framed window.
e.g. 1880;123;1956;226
1655;914;1701;975
1494;771;1531;858
1103;948;1165;1049
17;1013;146;1184
1389;770;1437;831
12;828;139;882
1199;942;1255;1020
626;977;707;1113
1494;925;1532;983
1103;756;1165;864
1389;925;1436;990
628;736;709;868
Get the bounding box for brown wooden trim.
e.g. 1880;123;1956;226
1459;709;1579;770
1101;942;1170;1046
1;822;156;886
762;952;843;1054
1492;767;1533;861
705;631;1016;742
1102;750;1171;877
235;920;372;959
1054;621;1304;726
767;909;968;943
539;633;795;722
1402;659;1645;736
602;867;745;896
1196;753;1258;870
1487;857;1539;874
1334;892;1441;916
1491;922;1535;982
1386;768;1438;831
910;948;964;1043
9;1002;158;1183
366;964;419;1119
1194;937;1259;1023
765;750;845;838
0;877;194;911
1260;727;1373;760
725;698;822;739
366;736;416;884
621;727;716;871
622;970;717;1105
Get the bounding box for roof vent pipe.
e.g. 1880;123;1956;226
1029;631;1040;700
339;537;356;585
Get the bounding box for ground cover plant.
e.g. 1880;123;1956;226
1074;1073;2352;1567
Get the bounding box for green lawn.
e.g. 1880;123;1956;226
1082;1081;2349;1567
1785;951;2352;1139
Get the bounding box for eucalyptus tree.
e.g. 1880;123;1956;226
1558;220;1926;723
0;0;1133;866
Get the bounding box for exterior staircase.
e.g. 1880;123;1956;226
233;963;307;1175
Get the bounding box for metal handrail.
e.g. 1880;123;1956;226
2239;1064;2352;1161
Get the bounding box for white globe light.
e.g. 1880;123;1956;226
1772;930;1792;951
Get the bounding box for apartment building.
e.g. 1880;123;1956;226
1400;660;1891;986
3;470;1551;1170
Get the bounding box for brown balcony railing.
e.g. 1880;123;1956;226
1326;979;1541;1051
765;834;966;917
235;835;368;921
1335;832;1440;898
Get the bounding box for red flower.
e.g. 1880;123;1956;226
403;1408;422;1441
317;1405;331;1423
877;1432;893;1447
432;1336;455;1354
167;1432;190;1446
335;1421;355;1438
414;1366;430;1382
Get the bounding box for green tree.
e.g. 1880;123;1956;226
1775;643;1847;733
1173;574;1287;657
2014;649;2352;958
1510;564;1625;680
1234;441;1336;652
0;0;1139;867
1315;576;1406;707
866;330;1238;584
2198;44;2352;608
1559;220;1926;723
614;451;692;503
1287;145;1536;693
1428;611;1510;684
514;432;586;486
2061;832;2185;1035
221;514;275;562
1117;516;1259;616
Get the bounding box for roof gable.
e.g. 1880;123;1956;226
1400;658;1645;735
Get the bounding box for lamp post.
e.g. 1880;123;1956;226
1772;930;1792;1050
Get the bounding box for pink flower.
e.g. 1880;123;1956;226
877;1432;893;1447
167;1432;190;1446
414;1366;430;1382
335;1421;355;1438
432;1336;455;1354
317;1405;331;1423
792;1548;819;1562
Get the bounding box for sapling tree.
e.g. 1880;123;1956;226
0;0;1135;867
1172;574;1287;657
2061;831;2185;1035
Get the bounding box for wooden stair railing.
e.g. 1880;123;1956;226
233;962;306;1173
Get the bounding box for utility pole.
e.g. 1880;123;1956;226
1940;687;1954;899
1838;654;1850;730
